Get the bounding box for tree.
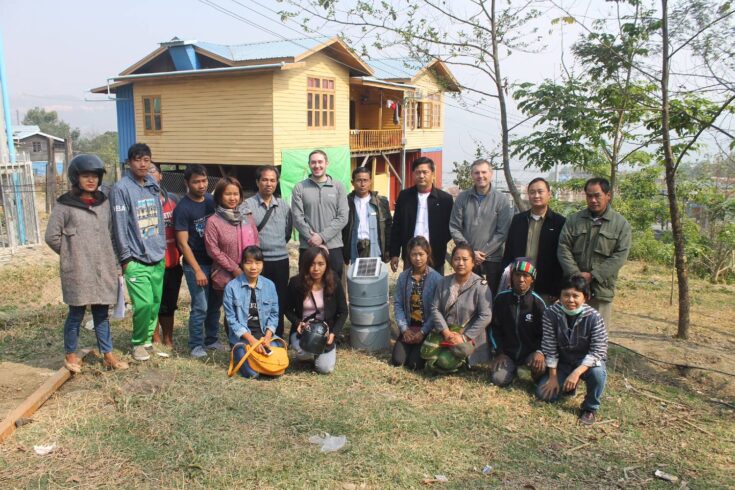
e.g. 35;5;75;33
281;0;542;210
512;1;659;197
22;107;80;144
75;131;119;179
452;159;473;190
658;0;735;338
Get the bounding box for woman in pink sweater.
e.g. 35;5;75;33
205;177;259;296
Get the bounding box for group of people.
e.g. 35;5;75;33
45;144;631;424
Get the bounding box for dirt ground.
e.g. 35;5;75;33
0;362;55;421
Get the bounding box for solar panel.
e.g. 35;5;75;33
353;257;381;278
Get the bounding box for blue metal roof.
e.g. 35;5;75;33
367;58;423;79
13;125;64;142
195;36;330;62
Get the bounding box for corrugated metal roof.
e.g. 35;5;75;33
195;36;330;62
13;125;64;142
367;58;422;79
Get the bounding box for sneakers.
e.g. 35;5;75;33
205;341;228;352
190;346;208;358
579;409;596;425
146;343;171;358
132;345;151;361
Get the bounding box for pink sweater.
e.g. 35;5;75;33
204;213;259;290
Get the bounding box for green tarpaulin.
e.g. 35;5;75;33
279;145;352;205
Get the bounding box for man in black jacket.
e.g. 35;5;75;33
389;157;454;274
342;167;392;264
488;258;546;387
502;177;566;303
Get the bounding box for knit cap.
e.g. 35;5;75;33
512;257;537;279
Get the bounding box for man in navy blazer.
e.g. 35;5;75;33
389;157;454;274
502;178;566;303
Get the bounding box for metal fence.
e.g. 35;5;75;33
0;162;41;249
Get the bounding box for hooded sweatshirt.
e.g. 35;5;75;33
109;172;166;264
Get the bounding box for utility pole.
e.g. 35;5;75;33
63;134;72;192
45;136;56;213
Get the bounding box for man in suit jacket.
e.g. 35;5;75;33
502;177;566;304
390;157;454;274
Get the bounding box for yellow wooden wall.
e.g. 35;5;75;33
272;52;350;165
133;74;274;164
405;71;444;150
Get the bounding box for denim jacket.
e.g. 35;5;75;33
223;275;279;345
393;266;443;335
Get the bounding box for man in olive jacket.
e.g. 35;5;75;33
557;177;631;327
342;166;392;264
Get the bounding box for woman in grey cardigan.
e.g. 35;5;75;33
392;236;443;370
426;244;493;370
45;154;128;373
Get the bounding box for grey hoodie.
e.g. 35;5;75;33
291;175;349;249
109;172;166;264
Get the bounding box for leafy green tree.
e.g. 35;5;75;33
76;132;119;181
22;107;80;144
512;1;659;197
451;159;473;190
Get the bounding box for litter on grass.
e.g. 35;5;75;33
308;433;347;452
33;444;56;456
654;469;679;483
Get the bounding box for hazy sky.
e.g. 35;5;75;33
1;0;648;184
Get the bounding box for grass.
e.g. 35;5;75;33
0;261;733;488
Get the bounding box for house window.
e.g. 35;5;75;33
407;94;441;130
431;93;441;128
32;141;42;152
307;77;335;129
143;96;162;133
422;101;433;129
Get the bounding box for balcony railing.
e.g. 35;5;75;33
349;129;403;152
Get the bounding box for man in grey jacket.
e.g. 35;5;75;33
291;149;349;278
449;159;513;295
110;143;166;361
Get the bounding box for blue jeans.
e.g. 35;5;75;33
64;305;113;354
536;361;607;412
231;339;283;379
183;263;223;350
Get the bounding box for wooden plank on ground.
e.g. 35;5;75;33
0;367;71;443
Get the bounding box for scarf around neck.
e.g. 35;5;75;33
216;203;249;225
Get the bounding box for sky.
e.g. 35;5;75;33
0;0;691;186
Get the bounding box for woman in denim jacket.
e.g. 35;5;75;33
392;236;443;370
223;246;281;378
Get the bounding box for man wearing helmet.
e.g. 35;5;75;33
109;143;166;362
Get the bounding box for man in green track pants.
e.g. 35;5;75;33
110;143;166;362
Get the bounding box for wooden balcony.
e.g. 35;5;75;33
349;129;403;153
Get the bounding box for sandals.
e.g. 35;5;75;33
103;358;130;370
63;359;82;374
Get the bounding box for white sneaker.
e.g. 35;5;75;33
133;345;151;361
204;341;228;352
190;346;207;358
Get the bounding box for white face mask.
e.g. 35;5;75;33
561;304;585;316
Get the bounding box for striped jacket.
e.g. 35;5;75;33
541;303;607;369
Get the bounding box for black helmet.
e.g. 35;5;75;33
68;154;106;187
300;320;329;355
